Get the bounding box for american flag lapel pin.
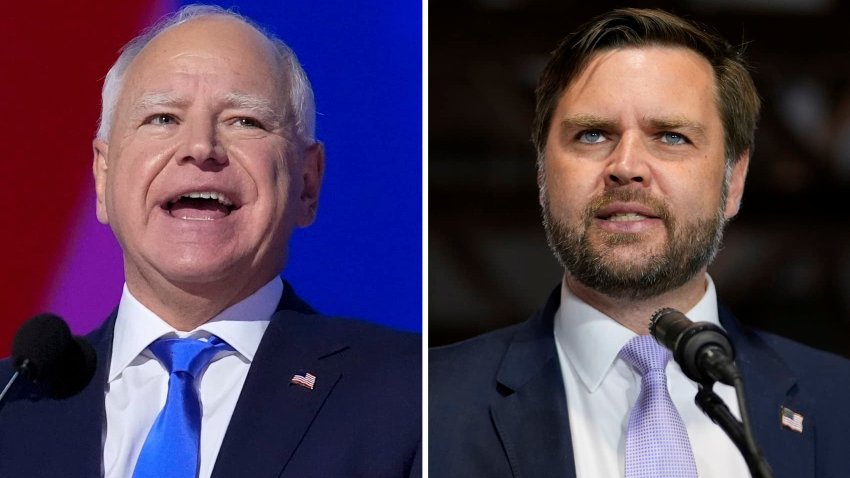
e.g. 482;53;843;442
780;406;804;433
290;370;317;390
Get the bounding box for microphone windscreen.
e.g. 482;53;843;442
10;313;97;398
11;314;73;382
650;308;692;351
49;336;97;399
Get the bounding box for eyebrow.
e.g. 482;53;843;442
128;91;283;126
647;116;707;138
559;114;707;137
558;114;616;131
222;92;281;123
130;92;189;112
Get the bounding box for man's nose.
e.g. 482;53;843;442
603;133;651;188
177;118;227;168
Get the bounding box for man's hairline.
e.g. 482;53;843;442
96;11;313;147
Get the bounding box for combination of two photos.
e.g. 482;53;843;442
1;1;849;477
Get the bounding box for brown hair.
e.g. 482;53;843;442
532;8;760;166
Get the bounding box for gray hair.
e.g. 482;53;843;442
96;4;316;145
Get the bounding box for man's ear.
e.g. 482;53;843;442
93;139;110;225
724;152;750;219
296;141;325;228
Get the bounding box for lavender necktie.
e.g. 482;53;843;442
619;335;698;478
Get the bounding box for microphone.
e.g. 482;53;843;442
649;308;739;385
650;308;774;477
3;314;96;400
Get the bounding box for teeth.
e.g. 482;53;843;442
608;213;647;222
178;191;234;206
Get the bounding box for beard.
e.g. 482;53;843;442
541;186;728;300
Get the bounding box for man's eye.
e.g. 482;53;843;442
577;130;606;144
235;117;263;129
146;114;177;126
660;132;688;145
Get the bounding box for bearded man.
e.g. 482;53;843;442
430;8;850;478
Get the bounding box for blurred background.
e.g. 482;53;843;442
0;0;422;356
429;0;850;357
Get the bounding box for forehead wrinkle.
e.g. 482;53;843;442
132;92;190;111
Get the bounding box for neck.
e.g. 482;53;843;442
125;272;273;331
564;270;709;335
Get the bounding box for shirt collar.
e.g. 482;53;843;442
109;277;283;382
553;275;721;393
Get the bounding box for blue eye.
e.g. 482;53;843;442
235;117;263;129
147;114;177;126
578;130;606;144
660;132;687;145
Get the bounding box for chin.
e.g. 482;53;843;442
152;248;244;284
163;265;239;289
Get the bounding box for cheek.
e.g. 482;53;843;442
655;161;725;215
242;145;296;214
110;141;175;201
543;158;597;217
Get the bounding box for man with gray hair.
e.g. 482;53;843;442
0;6;420;478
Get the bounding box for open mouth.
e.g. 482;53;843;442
598;212;653;222
163;191;240;220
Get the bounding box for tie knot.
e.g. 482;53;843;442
148;336;231;377
619;335;670;376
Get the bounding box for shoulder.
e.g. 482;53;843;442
265;311;421;394
278;281;420;358
293;313;421;360
721;303;850;385
429;320;534;409
752;327;850;388
727;312;850;445
430;322;523;376
430;288;560;399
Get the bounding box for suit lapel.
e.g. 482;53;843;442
212;286;348;478
73;315;114;474
720;306;815;478
490;288;577;478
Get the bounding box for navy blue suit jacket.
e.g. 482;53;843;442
0;284;421;477
430;285;850;478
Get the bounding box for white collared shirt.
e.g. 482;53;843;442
103;278;282;478
553;276;750;478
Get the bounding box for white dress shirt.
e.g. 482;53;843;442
103;278;282;478
553;276;750;478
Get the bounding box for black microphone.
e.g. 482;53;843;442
4;314;96;400
649;308;739;385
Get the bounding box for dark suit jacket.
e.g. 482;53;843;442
430;285;850;478
0;284;421;478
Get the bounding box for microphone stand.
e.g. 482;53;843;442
694;382;773;478
0;371;20;403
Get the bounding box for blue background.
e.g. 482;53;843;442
184;1;422;331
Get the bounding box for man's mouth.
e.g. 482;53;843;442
602;212;651;222
164;191;240;220
591;201;666;233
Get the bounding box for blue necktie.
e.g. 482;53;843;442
133;336;232;478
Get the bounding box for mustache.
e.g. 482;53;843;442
583;189;672;225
